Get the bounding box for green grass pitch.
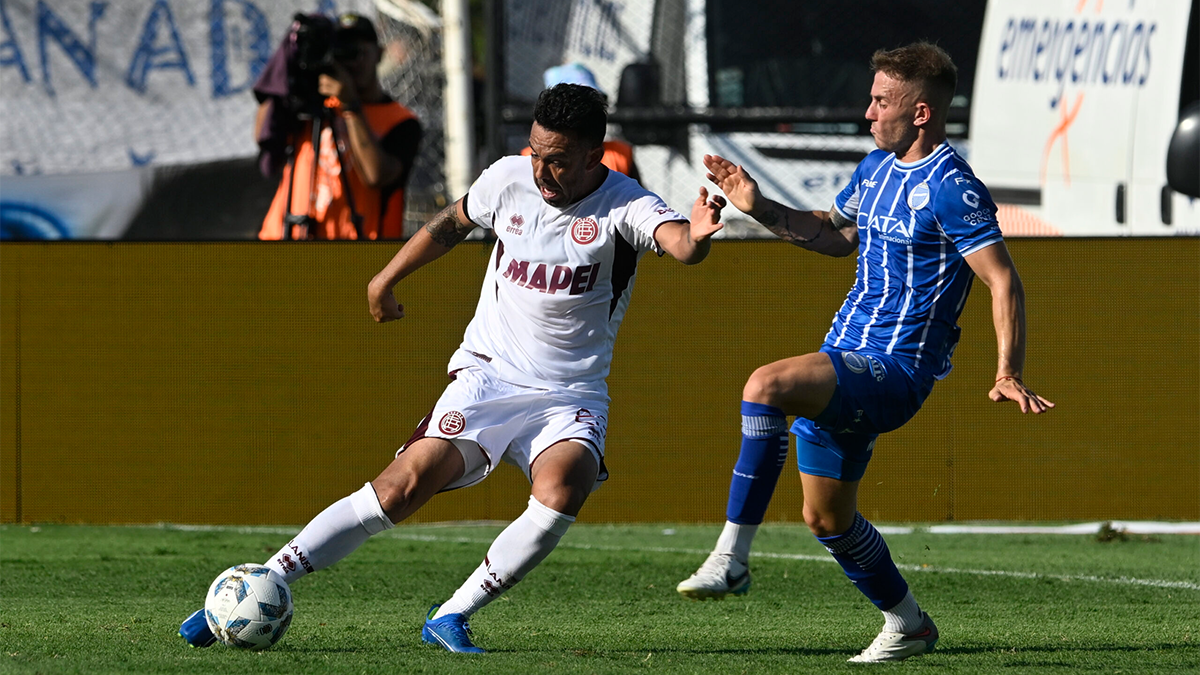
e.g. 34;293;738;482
1;523;1197;674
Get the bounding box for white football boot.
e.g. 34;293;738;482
848;611;939;662
676;552;751;600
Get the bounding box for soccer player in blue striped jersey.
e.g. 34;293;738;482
676;42;1054;662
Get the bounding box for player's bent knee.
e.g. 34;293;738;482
531;460;595;514
530;442;599;516
531;482;591;516
370;477;420;522
802;500;858;537
371;440;465;521
530;463;596;516
803;507;841;538
743;366;783;404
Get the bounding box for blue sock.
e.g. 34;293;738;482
817;512;909;610
725;401;788;524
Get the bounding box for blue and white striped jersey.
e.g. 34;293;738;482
826;142;1003;379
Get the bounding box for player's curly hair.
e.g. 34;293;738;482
871;41;958;115
533;84;608;149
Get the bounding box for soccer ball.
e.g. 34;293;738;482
204;564;293;650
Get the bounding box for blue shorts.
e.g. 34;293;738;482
790;348;935;481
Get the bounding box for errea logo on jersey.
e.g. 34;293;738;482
503;259;602;295
507;214;524;235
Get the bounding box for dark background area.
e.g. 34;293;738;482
123;159;274;241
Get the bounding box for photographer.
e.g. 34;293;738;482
255;14;421;240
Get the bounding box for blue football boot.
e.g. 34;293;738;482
421;604;485;653
179;608;217;648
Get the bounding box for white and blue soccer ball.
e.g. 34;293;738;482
204;564;293;650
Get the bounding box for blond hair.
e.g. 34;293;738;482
871;42;958;114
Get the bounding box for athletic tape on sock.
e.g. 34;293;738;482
525;495;575;537
349;482;394;535
740;400;788;437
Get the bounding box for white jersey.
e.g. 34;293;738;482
449;155;687;398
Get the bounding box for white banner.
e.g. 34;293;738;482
0;0;384;239
0;0;375;177
503;0;654;103
969;0;1198;235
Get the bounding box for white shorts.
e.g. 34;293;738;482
398;366;609;491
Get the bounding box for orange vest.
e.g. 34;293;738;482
520;140;637;177
260;99;417;240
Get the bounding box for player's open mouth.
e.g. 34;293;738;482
539;184;561;200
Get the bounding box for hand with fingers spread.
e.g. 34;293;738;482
654;187;726;265
689;186;727;241
988;375;1055;413
703;154;763;215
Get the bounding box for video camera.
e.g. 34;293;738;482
286;13;365;114
272;12;375;239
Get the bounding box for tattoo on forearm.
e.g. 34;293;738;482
757;206;822;245
830;209;854;231
424;203;471;248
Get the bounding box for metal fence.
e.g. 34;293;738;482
484;0;987;231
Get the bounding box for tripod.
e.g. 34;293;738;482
281;105;365;240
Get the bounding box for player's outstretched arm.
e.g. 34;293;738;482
964;242;1055;413
703;154;857;257
367;199;477;323
655;187;726;264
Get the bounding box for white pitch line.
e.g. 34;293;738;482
374;531;1200;592
151;524;1200;591
929;521;1200;535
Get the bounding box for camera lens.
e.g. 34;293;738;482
332;40;360;63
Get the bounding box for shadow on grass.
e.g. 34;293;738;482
267;645;399;654
484;647;853;657
934;642;1194;656
475;642;1199;658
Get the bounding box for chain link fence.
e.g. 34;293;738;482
489;0;985;235
373;0;451;235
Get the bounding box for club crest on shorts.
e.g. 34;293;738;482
907;182;930;210
842;352;870;373
842;352;887;382
438;410;466;435
571;217;599;245
575;408;608;444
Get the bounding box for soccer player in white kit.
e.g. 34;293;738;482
179;83;726;653
676;43;1053;662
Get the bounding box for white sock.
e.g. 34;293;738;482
882;590;924;633
714;520;758;564
434;495;574;619
264;482;393;584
